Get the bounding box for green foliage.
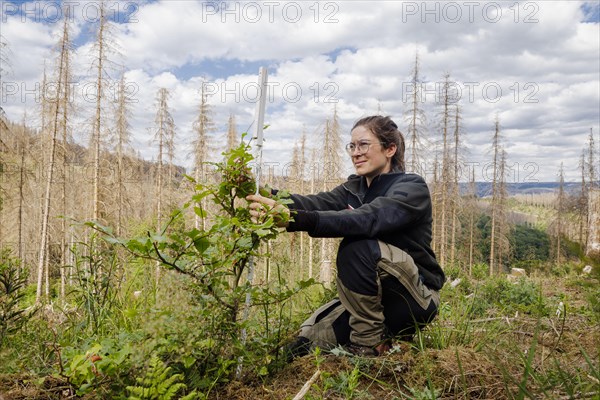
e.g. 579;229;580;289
404;386;441;400
479;276;547;315
477;216;551;271
476;214;492;262
471;262;489;280
60;336;133;395
585;288;600;323
510;224;550;265
0;314;55;374
90;141;291;325
0;249;33;347
84;141;313;390
67;235;126;335
322;364;364;399
127;356;199;400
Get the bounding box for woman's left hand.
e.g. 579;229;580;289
246;194;290;228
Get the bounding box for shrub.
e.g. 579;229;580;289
0;250;34;347
479;276;547;315
86;141;315;390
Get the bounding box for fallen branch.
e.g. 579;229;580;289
555;392;598;400
292;370;321;400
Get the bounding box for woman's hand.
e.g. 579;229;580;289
246;193;290;228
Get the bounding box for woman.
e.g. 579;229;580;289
247;115;445;357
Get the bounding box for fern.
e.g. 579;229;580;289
0;252;31;347
127;356;199;400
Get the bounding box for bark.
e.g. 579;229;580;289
35;14;71;302
587;188;600;258
467;166;477;275
579;151;588;249
91;4;107;222
405;51;427;176
438;74;452;267
319;109;342;286
115;72;132;236
489;117;501;275
153;88;175;286
226;113;238;152
554;163;565;265
450;104;462;266
192;82;214;230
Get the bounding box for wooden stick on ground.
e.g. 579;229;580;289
292;370;321;400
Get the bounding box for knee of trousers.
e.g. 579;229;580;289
336;238;381;296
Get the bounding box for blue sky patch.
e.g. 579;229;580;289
581;2;599;23
172;58;271;81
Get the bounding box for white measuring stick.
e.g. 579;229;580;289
252;66;268;194
237;67;268;379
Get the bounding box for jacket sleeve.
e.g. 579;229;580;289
288;183;348;212
287;181;430;238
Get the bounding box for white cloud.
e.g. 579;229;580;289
1;0;598;182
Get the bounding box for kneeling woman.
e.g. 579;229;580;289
247;115;445;357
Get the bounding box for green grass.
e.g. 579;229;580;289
0;248;598;399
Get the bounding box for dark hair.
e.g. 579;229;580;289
351;115;405;172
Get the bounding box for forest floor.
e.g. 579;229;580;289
200;273;600;399
0;273;598;400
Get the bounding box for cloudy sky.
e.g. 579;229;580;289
1;0;599;182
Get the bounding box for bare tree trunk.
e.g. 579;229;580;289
192;83;214;231
587;128;597;189
489;117;501;276
299;132;306;279
36;15;71;302
226;113;238;152
115;72;132;236
290;132;307;282
468;166;476;275
438;75;452;267
587;188;600;258
16;117;28;276
319;109;342;286
497;150;510;268
579;150;587;250
59;13;72;302
450;104;462;266
308;148;317;279
431;156;440;255
153;88;176;286
586;128;600;257
44;246;50;299
554;163;565;265
91;4;107;222
405;51;427;176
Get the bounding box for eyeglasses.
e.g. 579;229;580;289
345;141;382;155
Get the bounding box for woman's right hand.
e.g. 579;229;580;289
246;194;290;228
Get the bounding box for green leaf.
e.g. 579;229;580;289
193;237;210;254
151;234;168;243
237;236;254;250
254;229;272;237
104;236;125;245
182;355;196;369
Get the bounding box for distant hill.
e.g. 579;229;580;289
462;181;587;198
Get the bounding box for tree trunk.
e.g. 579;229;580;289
36;16;70;302
587;188;600;258
92;4;106;222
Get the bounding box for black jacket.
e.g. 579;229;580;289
286;171;445;291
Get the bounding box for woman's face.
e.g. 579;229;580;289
349;126;397;185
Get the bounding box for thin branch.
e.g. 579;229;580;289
292;370;321;400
